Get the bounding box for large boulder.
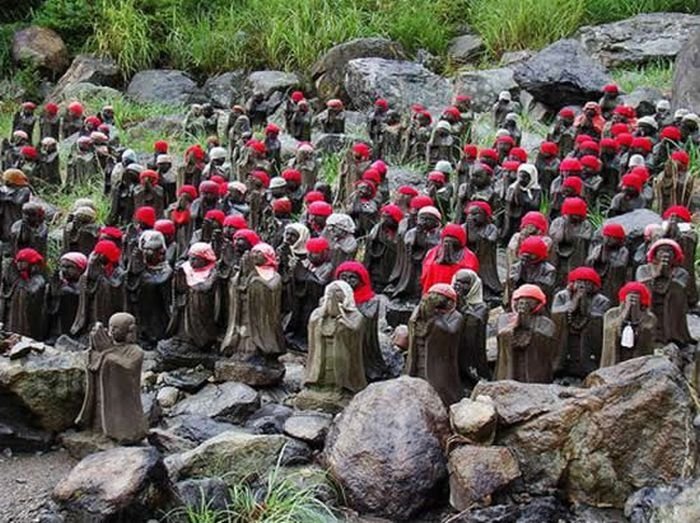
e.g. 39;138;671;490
127;70;203;106
513;39;612;109
448;33;486;65
453;67;519;113
344;58;452;114
577;13;700;68
672;30;700;113
53;446;174;521
0;346;84;433
12;26;69;75
245;70;301;98
473;356;696;508
51;54;121;100
203;71;247;108
57;82;122;103
312;37;406;101
170;382;260;424
324;376;450;520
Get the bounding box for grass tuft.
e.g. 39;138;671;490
611;61;675;94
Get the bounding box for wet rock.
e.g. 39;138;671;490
12;26;69;75
513;39;612;109
453;67;519;113
448;33;485;65
51;54;121;99
156;338;221;371
53;446;174;521
203;71;247;109
312;37;406;101
214;358;285;387
577;13;700;68
156;386;180;409
142;391;162;426
449;395;497;444
59;430;118;460
344;58;452;114
474;356;696;507
147;427;196;455
245;403;293;434
448;445;521;511
161;366;211;393
165;430;290;484
283;411;332;447
325;376;450;520
672;30;700;113
245;70;301;98
175;477;230;511
127;70;203;106
170;382;259;424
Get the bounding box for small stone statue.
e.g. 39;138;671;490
452;269;490;382
506;211;550;277
322;213;358;270
38;137;60;186
607;173;645;217
636;239;694;346
600;282;657;367
288;143;319;193
552;267;611;379
9;202;48;258
496;284;556;383
364;204;403;293
75;313;147;443
661;205;698;309
336;261;387;382
502;163;542;242
336;143;371;207
0;248;47;340
421;223;479;294
133;169;165;218
48;252;87;340
506;236;556;308
167;185;197;260
406;283;464;405
0;169;31;244
40;103;60;141
549;197;593;288
586;223;629;304
465;201;502;304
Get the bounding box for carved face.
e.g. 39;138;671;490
189;254;210;269
270;186;286;199
338;270;360;290
357;182;373;199
143;246;163;266
515;296;539;315
573;279;594;295
654;245;674;268
603;235;622;248
521;224;538;237
625;291;641;309
202;218;221;237
308;250;328;266
518;171;531;186
472;169;490;187
22;207;43;227
519;252;538;265
416;214;440;232
234;238;252;255
60;259;82;282
623;185;638;198
452;273;473;296
310;215;327;232
584;109;596;119
203;191;218;204
251;249;266;266
567;213;583;225
157;162;172;174
108;315;137;343
326;288;344;316
440;236;463;264
467;206;485;225
496;142;511;155
283;228;300;246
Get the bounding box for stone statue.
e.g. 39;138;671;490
465;201;502;304
364;204;403;293
549;197;593;288
502;163;542;242
661;206;698;309
506;236;556;308
107;163;141;227
586;223;629;304
38;137;60;186
40;103;60;141
0;248;47;340
133;169;165;218
452;269;490;382
552;267;612;379
406;283;464;405
336;261;387;382
76;313;147;443
421;223;479;294
346;180;379;238
48;252;87;340
0;169;31;244
288;143;319;193
336;143;371;207
322;213;358;270
9;202;48;258
600;282;657;367
506;211;550;278
166;185;197;260
496;284;556;383
607;173;645;217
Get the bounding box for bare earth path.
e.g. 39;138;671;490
0;449;76;522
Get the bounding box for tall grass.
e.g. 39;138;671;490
611;61;675;94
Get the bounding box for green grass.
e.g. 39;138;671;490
611;61;675;94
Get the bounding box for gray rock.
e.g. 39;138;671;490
53;446;174;521
603;208;661;240
142;391;162;426
448;445;521;511
50;54;121;100
163;415;238;445
621;87;664;118
448;33;485;65
170;382;260;424
161;367;212;393
156;337;221;371
203;71;247;108
672;29;700;113
59;430;117;460
453;67;519;113
514;39;612;109
344;58;452;114
245;70;301;98
577;13;700;68
176;477;230;511
625;477;700;523
245;403;294;434
283;411;332;447
282;361;305;393
325;376;450;520
127;70;203;106
449;396;497;444
387;166;424;194
147;427;196;454
500;50;533;67
57;82;122;102
0;419;51;452
156;386;180;409
314;133;360;155
12;26;69;75
214;358;285;387
312;37;406;100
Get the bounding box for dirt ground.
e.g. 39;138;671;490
0;449;76;522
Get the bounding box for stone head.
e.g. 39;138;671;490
109;312;137;343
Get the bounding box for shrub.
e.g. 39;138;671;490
31;0;96;53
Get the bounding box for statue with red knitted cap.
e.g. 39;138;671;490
368;98;389;160
465;201;501;304
401;109;432;164
502;163;542;243
552;267;611;379
496;284;556;383
506;235;556;308
12;101;36;140
0;248;47;340
600;282;657;367
40;103;60;141
550;197;593;288
608;172;646;217
236;140;270;184
133;169;164;217
654;150;694;212
636;239;694;346
406;282;464;405
47;252;87;340
346;179;379;238
67;135;100;187
364;204;403;293
661;205;698;308
547;108;576;157
71;240;127;338
336;143;372;207
313;99;346;134
420;223;479;295
587;223;629;304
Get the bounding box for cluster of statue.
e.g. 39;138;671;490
2;81;700;442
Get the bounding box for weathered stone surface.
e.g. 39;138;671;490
0;419;51;452
453;67;519;113
344;58;452;114
127;70;203;106
214;358;285;386
283;411;332;447
325;376;450;520
450;396;497;444
245;70;301;98
51;54;121;99
161;366;211;393
59;430;118;460
57;82;122;103
176;477;230;511
163;415;238;445
156;337;221;371
625;478;700;523
387;166;424;194
245;403;294;434
603;209;662;240
448;33;485;65
156;386;180;409
514;39;612;109
12;26;69;75
293;387;351;414
313;133;360;155
203;71;247;108
458;496;572;523
448;445;521;511
53;446;174;521
148;427;196;455
170;382;259;424
500;50;533;67
165;430;289;484
474;356;696;507
577;13;700;68
672;29;700;113
0;347;84;432
312;37;406;100
125;115;186;143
